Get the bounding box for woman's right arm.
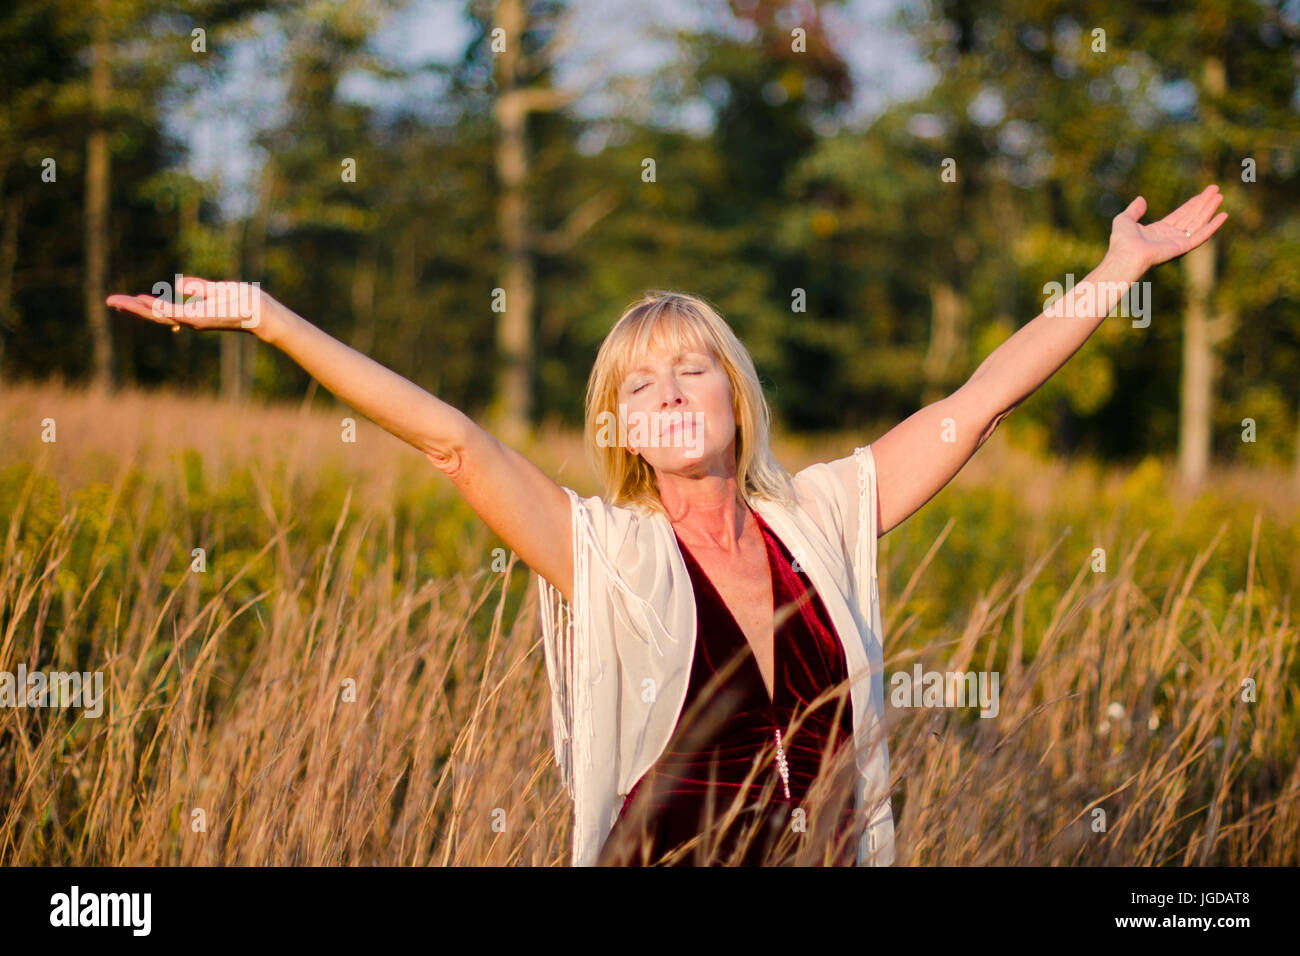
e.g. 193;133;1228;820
107;277;574;602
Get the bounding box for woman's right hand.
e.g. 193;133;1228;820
106;275;282;341
109;272;574;602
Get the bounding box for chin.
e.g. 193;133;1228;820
650;443;723;472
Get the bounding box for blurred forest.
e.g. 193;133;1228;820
3;0;1299;485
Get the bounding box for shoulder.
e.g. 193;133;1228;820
560;487;664;572
790;445;874;535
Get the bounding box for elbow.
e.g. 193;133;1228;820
424;444;465;478
422;414;476;479
977;401;1020;447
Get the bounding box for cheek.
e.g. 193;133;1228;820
708;383;735;423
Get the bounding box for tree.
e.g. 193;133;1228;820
902;0;1300;476
85;0;113;388
487;0;619;443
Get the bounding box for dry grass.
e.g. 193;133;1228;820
2;379;1297;865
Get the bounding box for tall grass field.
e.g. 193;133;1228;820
2;380;1297;865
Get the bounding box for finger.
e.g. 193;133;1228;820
140;294;186;329
136;293;181;321
1191;191;1224;230
1119;195;1147;222
1169;185;1219;230
177;274;216;302
1172;189;1222;234
106;294;162;320
107;293;181;325
105;294;141;314
1189;210;1228;245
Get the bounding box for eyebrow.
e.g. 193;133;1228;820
623;350;709;379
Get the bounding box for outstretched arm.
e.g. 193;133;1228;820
869;185;1228;537
107;277;574;601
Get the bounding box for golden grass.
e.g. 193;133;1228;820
1;378;1297;865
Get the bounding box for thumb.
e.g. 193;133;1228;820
1118;196;1146;222
176;274;211;298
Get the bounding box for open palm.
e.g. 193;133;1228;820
105;275;266;333
1109;185;1228;275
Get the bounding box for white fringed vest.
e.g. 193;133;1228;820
536;444;894;866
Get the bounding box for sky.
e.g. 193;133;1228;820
175;0;936;219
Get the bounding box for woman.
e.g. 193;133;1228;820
107;186;1227;866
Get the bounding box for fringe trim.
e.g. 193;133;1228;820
537;488;676;864
852;444;894;866
536;488;592;800
854;445;871;576
536;491;683;802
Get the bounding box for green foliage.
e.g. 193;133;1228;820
3;0;1298;463
885;451;1300;660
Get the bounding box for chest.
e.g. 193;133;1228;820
680;535;777;691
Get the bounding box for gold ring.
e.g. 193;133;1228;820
171;324;181;332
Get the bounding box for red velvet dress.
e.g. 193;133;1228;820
597;510;859;866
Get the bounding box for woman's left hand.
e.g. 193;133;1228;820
1107;185;1228;276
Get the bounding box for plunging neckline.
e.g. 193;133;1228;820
672;512;780;708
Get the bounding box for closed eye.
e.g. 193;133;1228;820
629;367;705;394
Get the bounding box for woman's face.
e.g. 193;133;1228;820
616;342;737;478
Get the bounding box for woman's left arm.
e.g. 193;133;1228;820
870;185;1228;537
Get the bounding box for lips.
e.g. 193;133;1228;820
662;419;693;439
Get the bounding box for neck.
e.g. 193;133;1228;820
658;471;749;552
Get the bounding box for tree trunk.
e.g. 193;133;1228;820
922;280;967;406
0;195;22;372
1294;396;1300;492
1178;239;1216;489
492;0;535;446
220;215;241;399
351;238;378;355
1177;56;1228;490
84;0;113;389
230;165;275;400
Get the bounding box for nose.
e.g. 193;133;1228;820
657;374;685;408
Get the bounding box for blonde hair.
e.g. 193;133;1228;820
583;290;794;515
